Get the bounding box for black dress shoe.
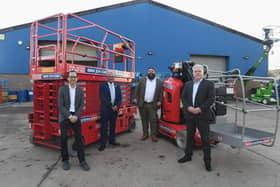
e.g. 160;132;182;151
177;156;192;163
98;145;106;151
62;160;70;170
80;161;90;171
109;142;120;146
205;162;212;172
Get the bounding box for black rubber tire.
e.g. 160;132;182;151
29;132;37;145
176;130;187;150
128;120;136;132
262;99;268;105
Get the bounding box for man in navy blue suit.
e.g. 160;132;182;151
99;72;122;151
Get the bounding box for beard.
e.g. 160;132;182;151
147;73;155;80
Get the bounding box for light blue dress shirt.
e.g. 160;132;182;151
108;82;115;105
192;79;202;106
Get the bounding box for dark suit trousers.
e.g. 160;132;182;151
185;118;211;162
60;119;85;163
100;109;118;145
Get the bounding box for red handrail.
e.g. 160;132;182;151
30;13;135;81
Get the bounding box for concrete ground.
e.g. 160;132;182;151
0;102;280;187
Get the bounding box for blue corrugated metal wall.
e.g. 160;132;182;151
0;27;30;73
0;2;267;76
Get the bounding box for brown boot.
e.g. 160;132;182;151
151;136;158;142
140;135;149;141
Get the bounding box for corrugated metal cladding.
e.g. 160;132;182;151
190;55;227;72
0;0;267;77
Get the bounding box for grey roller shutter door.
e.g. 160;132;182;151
190;55;227;73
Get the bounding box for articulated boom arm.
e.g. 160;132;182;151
245;42;272;76
245;25;280;76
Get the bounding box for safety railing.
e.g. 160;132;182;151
30;13;135;80
208;71;279;149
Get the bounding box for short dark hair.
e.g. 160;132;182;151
68;70;77;77
147;67;156;71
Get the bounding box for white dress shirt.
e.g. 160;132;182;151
192;79;202;106
69;85;76;112
144;77;156;103
108;82;115;105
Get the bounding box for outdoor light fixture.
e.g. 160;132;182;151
263;25;280;42
17;40;23;45
147;51;153;56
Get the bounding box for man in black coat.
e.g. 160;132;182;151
58;70;90;171
178;64;215;172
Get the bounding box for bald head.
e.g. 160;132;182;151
107;72;114;83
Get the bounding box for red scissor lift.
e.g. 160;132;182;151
28;13;137;149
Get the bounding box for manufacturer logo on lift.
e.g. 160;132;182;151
81;116;97;123
159;125;176;134
41;73;62;79
163;83;173;90
245;138;270;147
86;67;107;75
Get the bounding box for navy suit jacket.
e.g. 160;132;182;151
99;82;122;113
181;79;215;121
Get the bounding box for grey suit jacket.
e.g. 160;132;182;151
58;85;84;123
135;77;163;108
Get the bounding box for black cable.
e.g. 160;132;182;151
36;155;61;187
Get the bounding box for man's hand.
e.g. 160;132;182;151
188;106;201;114
133;99;137;104
156;101;161;107
112;105;118;112
193;107;201;114
69;115;78;123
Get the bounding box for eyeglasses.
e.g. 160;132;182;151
69;76;77;79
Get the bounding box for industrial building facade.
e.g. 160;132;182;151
0;0;267;89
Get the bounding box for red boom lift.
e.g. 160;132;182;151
159;60;279;150
28;13;137;149
159;26;280;150
158;61;223;148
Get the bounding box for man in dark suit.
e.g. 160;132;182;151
58;70;90;171
99;72;122;151
178;64;215;172
134;67;163;142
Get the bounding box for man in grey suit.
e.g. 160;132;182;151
134;67;163;142
58;70;90;171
